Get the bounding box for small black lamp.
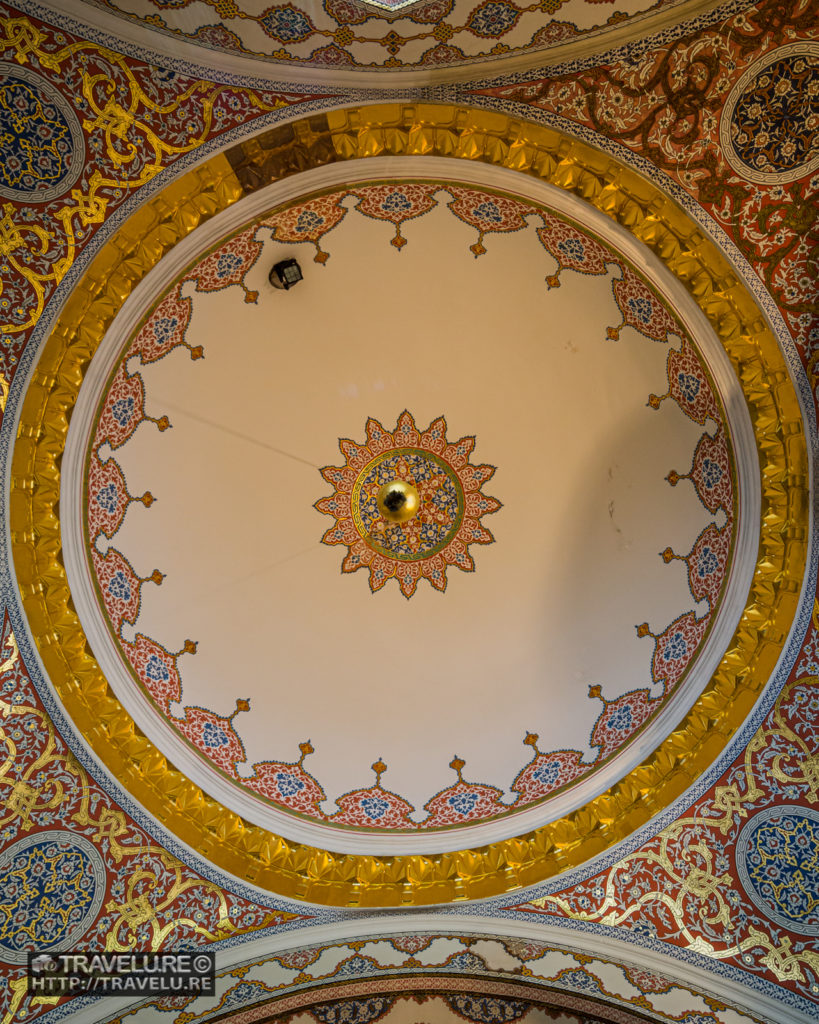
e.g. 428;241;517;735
269;258;303;290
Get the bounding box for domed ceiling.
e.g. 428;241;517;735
0;0;817;1022
54;0;725;80
65;171;756;855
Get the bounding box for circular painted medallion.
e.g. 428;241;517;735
0;832;106;963
736;806;819;935
320;417;498;595
0;63;85;201
720;43;819;184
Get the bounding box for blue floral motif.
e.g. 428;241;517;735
677;372;701;402
96;483;118;514
447;995;527;1023
361;797;389;820
296;209;324;233
381;192;411;213
107;571;131;603
558;970;601;992
533;759;561;787
0;80;73;194
336;955;372;977
738;808;819;933
448;791;478;815
627;295;654;324
202;722;229;748
0;836;103;960
145;655;169;683
467;1;520;38
216;252;242;278
356;450;461;561
111;396;135;426
259;5;314;42
276;772;305;797
697;545;719;578
471;201;502;224
701;457;722;489
557;238;585;262
152;316;178;343
607;704;633;732
663;631;687;661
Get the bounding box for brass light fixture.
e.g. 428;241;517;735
376;479;420;523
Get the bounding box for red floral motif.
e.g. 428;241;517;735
536;214;615;285
186;232;265;301
95;365;150;450
175;707;247;775
591;689;657;759
649;338;721;426
623;966;674;993
687;429;733;514
261;193;350;262
686;522;731;609
610;266;681;343
648;610;710;694
353;184;440;248
245;760;326;817
87;454;134;540
511;748;589;802
316;412;500;597
332;785;416;829
423;763;508;827
446;187;531;256
419;43;469;65
125;633;183;712
92;546;157;635
390;935;434;955
500;939;548;961
131;286;196;363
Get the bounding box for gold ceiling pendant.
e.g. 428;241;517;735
376;479;421;524
10;104;807;906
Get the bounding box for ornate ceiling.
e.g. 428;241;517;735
0;1;816;1023
43;0;726;81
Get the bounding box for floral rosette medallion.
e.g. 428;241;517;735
316;412;500;597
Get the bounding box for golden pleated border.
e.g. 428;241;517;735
10;104;807;907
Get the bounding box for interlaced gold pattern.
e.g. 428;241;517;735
10;104;807;906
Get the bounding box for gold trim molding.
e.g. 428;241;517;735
10;104;807;906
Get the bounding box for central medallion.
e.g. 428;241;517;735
316;412;500;597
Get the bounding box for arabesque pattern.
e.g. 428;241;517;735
0;0;815;1017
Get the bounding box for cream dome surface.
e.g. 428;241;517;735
63;166;757;855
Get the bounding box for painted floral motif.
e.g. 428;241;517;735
259;5;315;42
316;411;500;597
0;834;104;962
725;46;819;180
0;64;83;200
737;807;819;934
89;0;678;71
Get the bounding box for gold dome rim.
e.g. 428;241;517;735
10;104;807;906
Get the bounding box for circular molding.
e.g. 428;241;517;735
0;831;106;964
0;61;85;202
60;163;758;855
719;42;819;185
736;805;819;936
11;104;807;906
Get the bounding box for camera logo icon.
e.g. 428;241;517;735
30;954;60;973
